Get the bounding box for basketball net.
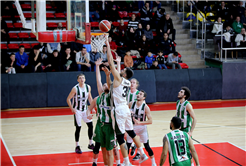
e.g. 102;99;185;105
91;33;109;53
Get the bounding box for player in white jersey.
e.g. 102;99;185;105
105;36;148;166
160;117;200;166
66;74;95;154
127;90;157;166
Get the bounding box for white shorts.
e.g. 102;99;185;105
111;105;133;135
74;109;92;127
126;125;148;143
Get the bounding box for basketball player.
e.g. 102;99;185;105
176;87;197;137
86;58;121;166
160;117;200;166
127;90;157;166
105;36;148;166
66;74;94;154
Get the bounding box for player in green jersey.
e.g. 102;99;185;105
160;117;200;166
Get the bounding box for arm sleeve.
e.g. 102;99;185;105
15;53;21;66
75;53;80;63
47;44;52;53
57;43;61;52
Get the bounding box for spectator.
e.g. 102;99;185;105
150;61;159;69
1;1;17;23
212;17;223;34
237;1;245;17
143;24;153;43
1;16;9;44
149;1;162;10
15;46;29;73
217;1;229;21
89;1;100;22
135;23;144;42
108;4;118;22
153;8;165;29
126;1;134;13
47;43;61;55
4;53;16;74
89;48;100;71
235;28;246;57
128;13;139;30
137;34;150;57
108;20;118;39
156;50;167;69
166;52;182;69
124;50;133;68
118;19;127;35
145;51;154;69
44;50;62;72
108;36;118;59
232;16;244;34
29;45;43;72
38;42;48;55
158;13;176;41
56;22;66;30
158;33;175;56
139;2;153;28
125;27;137;50
76;47;91;71
62;47;76;71
200;1;212;14
241;9;246;28
99;45;109;68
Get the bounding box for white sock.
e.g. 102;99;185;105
131;143;135;147
89;139;93;145
76;142;79;146
138;147;144;156
191;163;194;166
93;158;98;163
116;159;120;165
123;157;130;164
151;157;155;164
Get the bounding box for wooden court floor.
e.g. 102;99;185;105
1;100;245;165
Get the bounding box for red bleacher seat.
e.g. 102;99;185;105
55;13;66;18
47;22;58;28
91;22;99;28
9;33;18;38
1;44;8;49
14;23;23;28
62;22;67;28
30;33;36;38
19;43;31;49
2;16;11;19
21;4;31;9
31;43;39;48
18;33;30;38
15;15;20;18
179;63;189;69
112;22;120;27
24;13;32;18
12;4;16;9
7;23;14;28
118;11;128;18
8;44;19;49
46;4;52;9
124;22;128;26
152;31;157;37
46;13;55;18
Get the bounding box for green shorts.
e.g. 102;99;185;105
100;123;115;151
93;121;101;143
172;159;191;166
180;126;191;133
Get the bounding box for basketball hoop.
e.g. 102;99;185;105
91;33;109;53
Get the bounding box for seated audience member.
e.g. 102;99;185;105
124;50;133;69
135;23;144;42
62;47;76;71
15;46;29;73
56;22;66;30
125;27;137;50
241;9;246;28
158;13;176;41
38;42;48;55
119;19;127;35
235;28;246;57
108;20;118;39
76;47;91;71
139;2;153;28
44;50;62;72
89;48;100;71
149;1;162;11
108;36;118;59
145;51;154;69
108;5;118;22
143;24;153;43
156;50;167;69
237;1;245;17
158;33;175;56
217;1;229;20
1;16;9;44
99;45;109;68
166;52;182;69
1;1;17;23
47;42;61;55
232;16;244;34
212;17;223;34
4;53;16;74
153;8;165;29
137;34;150;57
29;45;43;72
150;60;159;69
89;1;100;22
128;13;139;30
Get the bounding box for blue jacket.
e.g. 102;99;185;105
145;55;154;64
15;52;29;67
89;51;100;64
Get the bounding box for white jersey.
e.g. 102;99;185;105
72;83;89;111
113;77;131;107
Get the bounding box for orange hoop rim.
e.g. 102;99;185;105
91;32;109;36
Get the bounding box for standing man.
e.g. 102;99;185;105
66;74;95;154
127;90;157;166
105;36;148;166
160;117;200;166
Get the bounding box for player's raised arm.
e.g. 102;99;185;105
188;137;200;166
105;36;121;82
187;103;197;137
102;66;112;90
160;135;168;166
95;58;104;96
66;87;77;114
114;55;121;73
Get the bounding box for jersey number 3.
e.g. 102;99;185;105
122;86;129;97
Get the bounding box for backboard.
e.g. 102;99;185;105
67;0;91;44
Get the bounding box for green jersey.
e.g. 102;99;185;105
126;90;139;104
166;130;191;165
97;92;112;123
176;100;192;130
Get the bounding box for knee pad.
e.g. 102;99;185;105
126;130;136;139
93;142;101;154
144;142;154;157
116;134;125;145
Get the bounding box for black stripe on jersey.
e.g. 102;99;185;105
76;86;80;110
135;109;139;120
141;103;146;121
131;101;136;109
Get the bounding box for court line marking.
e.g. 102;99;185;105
228;141;246;151
0;133;17;166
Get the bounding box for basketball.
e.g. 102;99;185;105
99;20;111;33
